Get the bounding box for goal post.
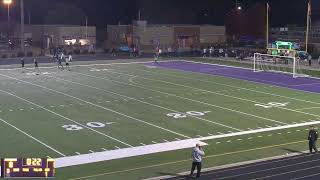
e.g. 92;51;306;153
254;53;308;78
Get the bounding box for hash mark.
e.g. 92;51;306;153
115;146;120;149
101;148;107;151
89;150;94;153
75;152;81;155
163;139;169;142
152;141;157;144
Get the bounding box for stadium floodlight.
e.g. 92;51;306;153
3;0;12;39
3;0;12;4
237;6;242;10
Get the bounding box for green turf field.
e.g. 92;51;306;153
0;59;319;179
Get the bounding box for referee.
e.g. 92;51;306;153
308;126;318;154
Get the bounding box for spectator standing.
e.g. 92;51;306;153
308;54;312;66
308;126;318;154
190;143;205;178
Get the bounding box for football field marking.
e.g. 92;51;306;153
43;74;241;131
104;67;320;123
0;73;190;139
0;89;133;147
73;71;285;126
55;119;320;169
137;60;320;105
0;117;65;156
0;60;173;71
55;139;207;168
69;140;308;180
295;107;320;111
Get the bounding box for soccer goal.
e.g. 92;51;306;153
254;53;309;78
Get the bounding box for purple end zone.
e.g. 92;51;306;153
146;61;320;93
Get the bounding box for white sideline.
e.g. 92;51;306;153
197;120;320;141
55;139;207;168
53;120;320;168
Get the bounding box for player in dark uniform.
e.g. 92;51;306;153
21;58;25;73
34;58;40;75
308;126;318;154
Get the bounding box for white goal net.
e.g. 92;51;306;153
254;53;309;78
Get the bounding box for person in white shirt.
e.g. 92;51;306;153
190;143;205;178
66;54;72;71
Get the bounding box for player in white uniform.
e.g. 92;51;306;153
66;54;72;71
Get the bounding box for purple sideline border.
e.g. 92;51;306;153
146;60;320;94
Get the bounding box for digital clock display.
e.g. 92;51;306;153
1;158;55;178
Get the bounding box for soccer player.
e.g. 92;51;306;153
66;54;72;71
308;126;318;154
154;47;159;63
58;52;64;70
21;58;25;73
34;58;40;75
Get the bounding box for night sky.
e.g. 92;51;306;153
0;0;316;28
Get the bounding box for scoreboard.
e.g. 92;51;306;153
1;158;55;178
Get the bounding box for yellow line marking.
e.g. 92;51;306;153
69;139;307;180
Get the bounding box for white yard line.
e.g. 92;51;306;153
0;89;133;147
74;71;285;126
295;107;320;111
44;74;242;131
0;117;65;157
0;73;190;140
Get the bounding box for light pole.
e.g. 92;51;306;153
3;0;12;39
